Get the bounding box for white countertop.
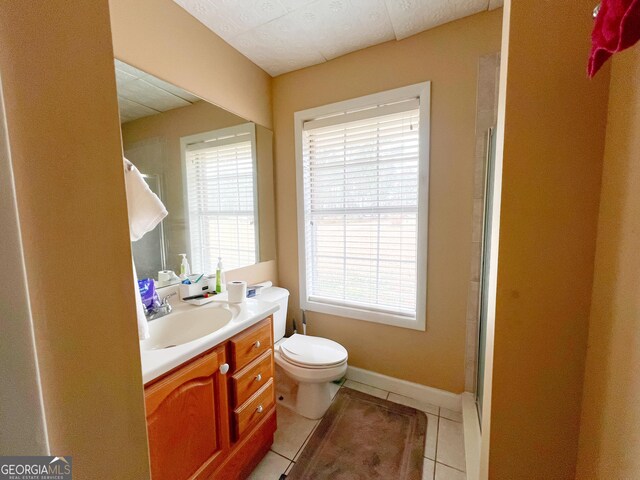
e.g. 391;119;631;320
140;295;279;384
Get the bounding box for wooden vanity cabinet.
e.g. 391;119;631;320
145;345;230;480
144;316;276;480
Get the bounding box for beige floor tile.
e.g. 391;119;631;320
387;392;439;415
248;451;290;479
424;413;438;460
436;418;466;472
293;421;319;461
272;404;319;460
422;458;435;480
434;462;466;480
343;380;388;399
440;408;463;423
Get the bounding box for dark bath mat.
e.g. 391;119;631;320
286;387;427;480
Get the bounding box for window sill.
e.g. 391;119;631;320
300;298;426;331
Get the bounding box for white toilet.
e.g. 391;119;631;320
260;286;348;420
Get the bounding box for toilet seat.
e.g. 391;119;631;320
278;334;348;369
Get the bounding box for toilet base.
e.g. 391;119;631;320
275;363;345;420
295;382;334;419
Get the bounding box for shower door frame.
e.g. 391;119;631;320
476;126;497;424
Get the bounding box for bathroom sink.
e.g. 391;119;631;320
141;304;234;351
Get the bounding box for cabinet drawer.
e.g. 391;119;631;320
233;378;275;440
231;350;274;408
230;317;273;370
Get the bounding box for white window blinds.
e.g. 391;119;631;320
185;123;258;273
300;98;422;320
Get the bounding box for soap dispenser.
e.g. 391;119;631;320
215;257;226;293
179;253;191;279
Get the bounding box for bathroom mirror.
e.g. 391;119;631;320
115;60;276;284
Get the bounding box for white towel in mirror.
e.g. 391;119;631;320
123;158;168;340
124;158;168;241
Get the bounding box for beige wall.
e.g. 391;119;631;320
576;47;640;479
109;0;272;129
272;10;502;393
0;73;48;455
0;1;150;478
485;1;611;478
121;101;277;274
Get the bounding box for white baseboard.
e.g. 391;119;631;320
461;392;481;480
345;366;462;411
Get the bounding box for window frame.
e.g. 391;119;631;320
180;122;260;273
294;82;430;331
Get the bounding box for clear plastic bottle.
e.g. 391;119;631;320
179;254;191;279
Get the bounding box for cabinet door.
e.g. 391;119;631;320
144;346;230;480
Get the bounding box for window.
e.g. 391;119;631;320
295;83;430;330
183;123;259;273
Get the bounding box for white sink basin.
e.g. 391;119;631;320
141;304;234;351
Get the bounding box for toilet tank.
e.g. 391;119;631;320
258;286;289;342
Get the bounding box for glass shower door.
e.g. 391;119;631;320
476;127;497;423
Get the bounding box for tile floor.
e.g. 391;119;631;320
248;379;467;480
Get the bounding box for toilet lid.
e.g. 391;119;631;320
280;334;348;368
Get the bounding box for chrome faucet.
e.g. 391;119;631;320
145;292;177;321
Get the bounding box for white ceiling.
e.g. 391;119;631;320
115;60;201;123
172;0;503;76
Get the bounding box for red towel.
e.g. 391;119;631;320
588;0;640;77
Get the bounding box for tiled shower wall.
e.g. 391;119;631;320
465;53;500;392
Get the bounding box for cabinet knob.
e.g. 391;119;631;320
254;340;261;349
255;373;262;382
256;405;264;414
219;363;230;375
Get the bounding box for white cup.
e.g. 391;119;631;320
227;281;247;304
